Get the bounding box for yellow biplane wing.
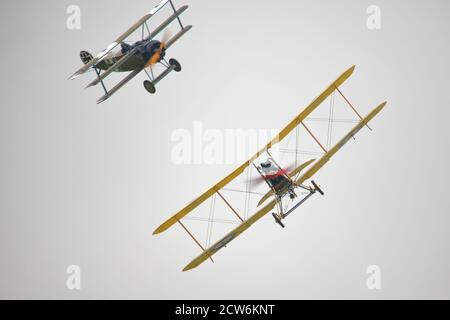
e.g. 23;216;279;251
182;100;386;271
153;65;356;235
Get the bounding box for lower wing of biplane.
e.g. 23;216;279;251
69;0;192;104
153;65;387;271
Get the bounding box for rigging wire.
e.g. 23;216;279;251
205;194;216;247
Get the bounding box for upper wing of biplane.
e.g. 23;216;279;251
153;65;356;235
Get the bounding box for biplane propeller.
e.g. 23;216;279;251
69;0;192;104
153;65;387;271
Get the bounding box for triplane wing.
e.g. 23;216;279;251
153;65;387;271
69;0;192;103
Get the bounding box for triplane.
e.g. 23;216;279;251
153;65;387;271
69;0;191;103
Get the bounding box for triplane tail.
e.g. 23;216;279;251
294;101;387;186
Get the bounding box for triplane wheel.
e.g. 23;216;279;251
311;180;324;195
143;80;156;94
169;58;182;72
272;212;285;228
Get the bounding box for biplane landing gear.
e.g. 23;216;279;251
143;80;156;94
272;212;285;228
169;58;182;72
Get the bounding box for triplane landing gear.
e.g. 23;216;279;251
271;180;324;228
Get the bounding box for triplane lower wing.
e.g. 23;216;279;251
69;0;192;104
153;65;387;271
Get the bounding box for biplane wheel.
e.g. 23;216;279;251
271;212;285;228
169;58;182;72
311;180;324;195
143;80;156;94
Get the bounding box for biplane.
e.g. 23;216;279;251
153;65;387;271
69;0;192;104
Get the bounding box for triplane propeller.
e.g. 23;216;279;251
153;65;387;271
69;0;191;104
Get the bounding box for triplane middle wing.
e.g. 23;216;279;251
153;65;387;271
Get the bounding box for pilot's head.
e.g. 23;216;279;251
260;161;272;169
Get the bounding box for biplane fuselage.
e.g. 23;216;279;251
258;159;296;198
